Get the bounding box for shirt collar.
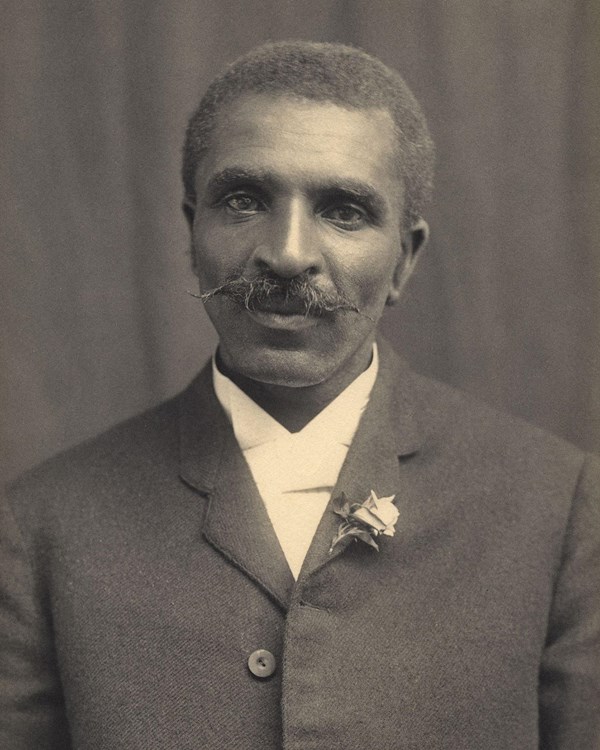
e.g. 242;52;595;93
212;344;379;452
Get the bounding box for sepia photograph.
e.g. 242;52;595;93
1;2;599;747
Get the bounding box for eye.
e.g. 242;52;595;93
321;203;368;230
222;192;264;215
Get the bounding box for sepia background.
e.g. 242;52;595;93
2;1;599;484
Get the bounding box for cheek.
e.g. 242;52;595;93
192;222;238;282
336;242;399;306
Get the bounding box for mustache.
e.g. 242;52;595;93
189;273;370;318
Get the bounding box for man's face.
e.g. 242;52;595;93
188;93;422;388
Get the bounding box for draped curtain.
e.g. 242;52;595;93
2;0;598;483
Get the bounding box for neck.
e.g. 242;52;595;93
217;342;375;432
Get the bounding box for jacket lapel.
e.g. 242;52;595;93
178;366;295;611
298;340;425;581
177;341;425;607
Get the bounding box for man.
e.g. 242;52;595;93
1;41;598;749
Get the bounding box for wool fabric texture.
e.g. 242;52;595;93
1;340;599;749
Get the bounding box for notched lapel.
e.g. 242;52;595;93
178;366;295;611
297;341;425;581
202;440;295;611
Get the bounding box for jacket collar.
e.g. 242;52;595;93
178;338;425;609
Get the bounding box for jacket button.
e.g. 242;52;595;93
247;649;276;678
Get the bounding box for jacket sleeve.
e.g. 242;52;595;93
539;453;600;749
0;489;72;749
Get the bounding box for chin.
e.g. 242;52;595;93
221;345;339;389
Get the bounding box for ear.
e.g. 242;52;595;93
182;200;199;274
387;218;429;305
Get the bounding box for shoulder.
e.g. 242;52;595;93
3;370;214;533
412;367;583;465
405;366;599;519
392;365;600;583
7;395;179;498
378;339;584;468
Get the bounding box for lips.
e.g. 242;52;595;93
248;298;313;316
245;307;320;332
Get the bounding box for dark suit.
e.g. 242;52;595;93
1;341;599;749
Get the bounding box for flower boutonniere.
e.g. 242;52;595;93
329;490;399;553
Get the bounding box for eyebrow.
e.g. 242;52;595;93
204;167;275;195
204;166;389;217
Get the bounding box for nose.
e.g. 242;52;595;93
251;197;321;278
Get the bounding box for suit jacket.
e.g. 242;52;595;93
1;341;599;749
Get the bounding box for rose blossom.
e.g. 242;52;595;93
349;491;399;537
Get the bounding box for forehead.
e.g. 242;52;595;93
194;94;403;204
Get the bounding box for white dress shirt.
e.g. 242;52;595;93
212;345;379;578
